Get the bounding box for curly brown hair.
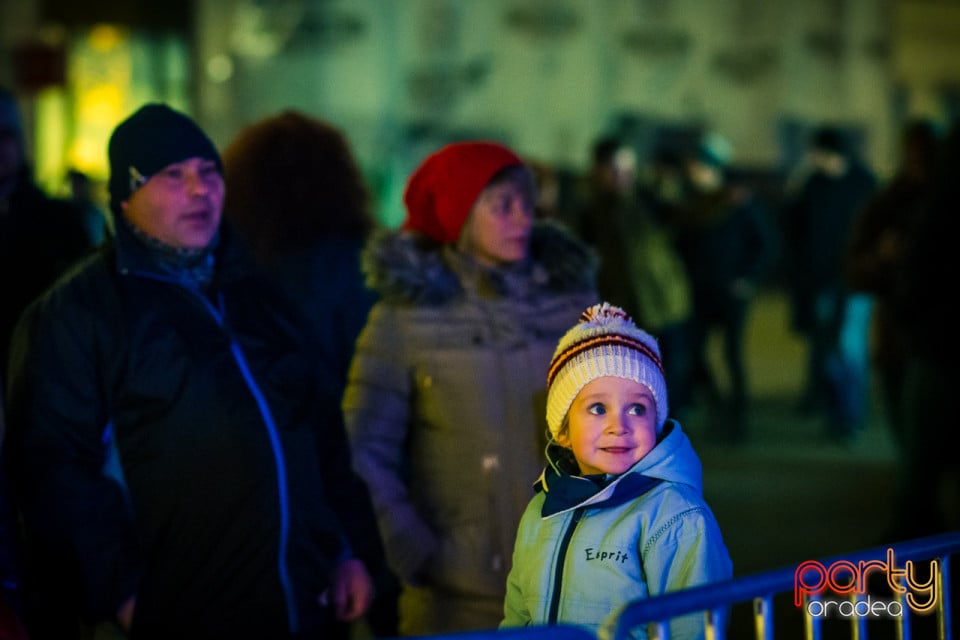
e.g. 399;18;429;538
222;110;374;263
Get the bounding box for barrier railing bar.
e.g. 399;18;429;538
754;595;774;640
805;593;822;640
612;531;960;640
941;553;952;640
851;592;867;640
704;608;720;640
899;587;911;640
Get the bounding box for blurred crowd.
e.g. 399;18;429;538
1;81;957;639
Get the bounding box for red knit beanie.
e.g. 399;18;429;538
402;141;523;243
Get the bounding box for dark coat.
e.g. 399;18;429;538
783;163;876;332
263;235;377;399
0;174;94;383
3;222;381;639
673;188;777;318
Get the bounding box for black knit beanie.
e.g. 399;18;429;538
107;103;222;214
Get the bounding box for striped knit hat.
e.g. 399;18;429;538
546;302;668;438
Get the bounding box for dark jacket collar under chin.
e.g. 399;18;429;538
111;217;251;289
536;443;663;518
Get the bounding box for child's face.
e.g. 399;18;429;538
557;376;658;476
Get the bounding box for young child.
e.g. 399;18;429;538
501;302;733;639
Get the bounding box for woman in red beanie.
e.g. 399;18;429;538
342;141;598;635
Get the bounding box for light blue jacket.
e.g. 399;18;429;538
501;420;732;639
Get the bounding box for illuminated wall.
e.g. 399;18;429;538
39;27;190;199
187;0;903;224
0;3;191;199
4;0;960;215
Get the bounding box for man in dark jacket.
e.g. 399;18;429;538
3;104;382;639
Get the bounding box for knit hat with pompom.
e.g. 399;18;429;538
546;302;668;438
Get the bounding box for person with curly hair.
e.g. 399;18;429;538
222;111;379;393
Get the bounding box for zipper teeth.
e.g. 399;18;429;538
228;340;297;631
212;292;298;632
548;507;585;624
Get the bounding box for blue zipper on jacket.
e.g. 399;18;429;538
120;269;299;632
547;506;585;624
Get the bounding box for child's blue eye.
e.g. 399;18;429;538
628;403;648;416
587;403;606;416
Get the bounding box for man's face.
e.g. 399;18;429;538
121;156;224;249
0;128;22;184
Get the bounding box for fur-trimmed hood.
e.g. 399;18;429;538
362;219;597;305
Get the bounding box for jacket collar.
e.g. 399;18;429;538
362;219;597;305
111;217;252;288
536;444;663;518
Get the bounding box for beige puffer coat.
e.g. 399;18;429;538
343;220;597;633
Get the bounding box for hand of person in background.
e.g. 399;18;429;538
321;558;374;622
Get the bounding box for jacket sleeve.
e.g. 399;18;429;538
500;506;535;630
4;291;142;622
641;504;733;640
312;372;386;580
341;304;437;582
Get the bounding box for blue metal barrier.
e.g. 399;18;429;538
401;624;595;640
385;531;959;640
611;530;960;640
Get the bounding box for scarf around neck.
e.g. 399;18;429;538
122;216;219;289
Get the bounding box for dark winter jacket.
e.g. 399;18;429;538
1;174;95;384
3;221;381;639
672;188;777;315
785;164;876;289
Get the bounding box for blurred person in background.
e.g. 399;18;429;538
885;120;959;541
221;110;379;401
783;126;877;444
65;168;109;247
668;134;777;444
343;141;597;635
0;385;29;640
566;136;644;319
845;118;941;456
0;87;95;387
568;136;693;421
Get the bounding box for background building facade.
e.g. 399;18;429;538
2;0;959;225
